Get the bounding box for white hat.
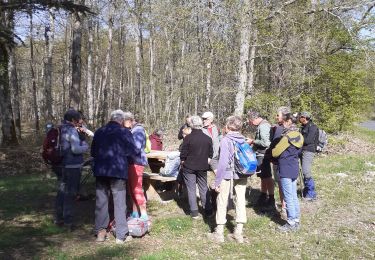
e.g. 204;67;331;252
202;111;214;119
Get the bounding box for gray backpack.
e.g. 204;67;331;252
316;129;328;152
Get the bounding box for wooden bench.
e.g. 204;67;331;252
143;172;178;202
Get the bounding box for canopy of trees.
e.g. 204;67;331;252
1;0;374;146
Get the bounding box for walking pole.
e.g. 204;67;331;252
298;167;304;198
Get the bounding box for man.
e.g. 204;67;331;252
201;111;220;172
247;111;274;208
91;110;139;244
299;111;318;200
55;109;89;230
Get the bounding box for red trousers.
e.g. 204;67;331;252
128;164;146;207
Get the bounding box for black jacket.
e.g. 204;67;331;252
300;121;318;152
180;129;213;171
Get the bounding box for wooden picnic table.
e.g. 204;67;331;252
143;150;181;202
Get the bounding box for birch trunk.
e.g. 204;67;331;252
86;3;94;125
234;0;251;116
247;30;257;95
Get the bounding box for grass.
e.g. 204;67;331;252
0;126;375;259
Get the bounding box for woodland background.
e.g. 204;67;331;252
1;0;375;147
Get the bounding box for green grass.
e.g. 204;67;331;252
0;127;375;259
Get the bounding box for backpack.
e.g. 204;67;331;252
316;129;328;153
233;141;257;176
144;130;152;153
42;126;63;165
110;218;149;238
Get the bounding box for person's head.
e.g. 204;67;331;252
225;115;243;132
185;114;192;126
110;109;126;126
190;115;203;130
284;112;299;128
299;111;311;125
182;126;192;138
64;109;82;126
276;106;291;124
247;111;263;126
202;111;214;127
153;128;164;137
123;111;134;128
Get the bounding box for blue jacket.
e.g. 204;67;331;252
91;121;139;179
60;121;89;168
130;123;148;166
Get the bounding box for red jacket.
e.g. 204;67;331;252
149;134;163;150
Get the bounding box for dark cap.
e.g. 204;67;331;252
64;109;82;122
300;111;311;119
247;111;261;120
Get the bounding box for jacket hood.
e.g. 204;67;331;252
286;131;304;148
225;132;245;144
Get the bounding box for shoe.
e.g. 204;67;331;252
191;215;201;220
53;220;64;227
266;197;276;209
207;231;224;243
227;232;244;243
96;229;107;242
115;236;133;244
278;223;298;232
302;196;316;202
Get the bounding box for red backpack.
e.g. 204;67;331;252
42;127;63;165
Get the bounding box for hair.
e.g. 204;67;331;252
277;106;291;121
226;115;243;131
190;115;203;129
153;128;164;136
110;109;126;123
64;109;82;122
247;110;261;120
123;111;134;122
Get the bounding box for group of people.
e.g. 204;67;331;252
52;106;320;245
177;107;319;243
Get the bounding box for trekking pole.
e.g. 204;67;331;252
298;167;304;198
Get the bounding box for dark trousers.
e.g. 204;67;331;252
95;177;128;240
55;167;81;225
182;167;212;216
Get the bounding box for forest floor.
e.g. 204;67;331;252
0;126;375;259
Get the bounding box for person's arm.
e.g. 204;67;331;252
253;123;271;148
272;136;289;158
69;128;89;154
125;129;140;156
178;125;184;140
214;138;231;189
179;137;189;162
304;123;318;145
90;134;96;158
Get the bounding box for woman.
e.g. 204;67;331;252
180;116;213;219
128;114;149;221
272;113;304;232
208;116;248;243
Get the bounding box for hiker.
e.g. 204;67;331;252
128;114;149;221
177;114;192;140
149;129;163;151
272;113;304;232
55;109;89;230
201;111;221;172
208;116;248;243
299;111;318;200
91;110;137;244
269;106;292;213
247;111;274;209
180;115;214;219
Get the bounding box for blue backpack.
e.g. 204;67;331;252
233;141;257;176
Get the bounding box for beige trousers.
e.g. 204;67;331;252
216;178;247;225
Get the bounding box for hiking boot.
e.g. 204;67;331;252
278;223;298;232
115;236;133;244
191;215;201;220
302;196;317;202
227;232;244;243
207;231;224;243
266;197;276;209
53;220;64;227
96;229;107;242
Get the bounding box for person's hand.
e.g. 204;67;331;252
215;186;220;193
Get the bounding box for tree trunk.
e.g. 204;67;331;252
247;29;257;95
234;0;251;116
29;10;40;131
43;9;55;120
148;0;155;123
86;2;94;125
70;0;83;109
100;1;113;125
